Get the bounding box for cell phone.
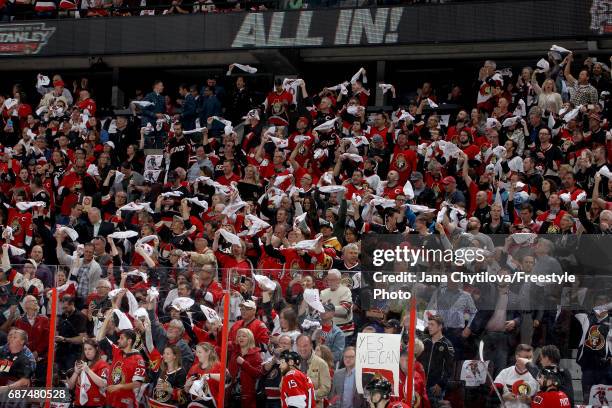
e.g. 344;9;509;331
240;276;246;284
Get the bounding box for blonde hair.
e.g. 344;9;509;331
243;164;260;184
196;342;219;366
414;338;424;357
542;79;557;93
237;328;256;350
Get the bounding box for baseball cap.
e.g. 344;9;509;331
240;299;256;309
372;134;383;143
441;176;456;185
410;171;423;181
297;116;309;125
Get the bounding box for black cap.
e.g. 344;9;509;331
365;378;392;397
121;162;132;170
539;366;561;388
384;319;401;330
279;350;301;365
274;78;283;87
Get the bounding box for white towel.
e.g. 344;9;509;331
79;370;91;404
220;229;242;246
228;63;257;75
15;201;46;211
379;83;393;94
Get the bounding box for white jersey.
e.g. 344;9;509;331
493;365;538;408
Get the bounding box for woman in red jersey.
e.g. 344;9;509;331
185;342;222;408
67;339;110;407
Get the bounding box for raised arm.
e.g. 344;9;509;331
531;71;543;95
563;53;577;86
592;173;608;209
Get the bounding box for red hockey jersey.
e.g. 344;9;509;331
107;343;146;408
280;369;315;408
531;390;571;407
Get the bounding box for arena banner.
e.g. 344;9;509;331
0;0;595;58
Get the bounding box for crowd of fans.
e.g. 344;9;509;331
0;47;610;408
0;0;454;21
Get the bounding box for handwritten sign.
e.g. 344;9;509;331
355;333;401;396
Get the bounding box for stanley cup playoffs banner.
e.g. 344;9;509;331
0;0;598;58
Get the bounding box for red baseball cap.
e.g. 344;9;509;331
441;176;456;185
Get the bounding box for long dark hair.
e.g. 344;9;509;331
81;338;102;363
160;344;183;376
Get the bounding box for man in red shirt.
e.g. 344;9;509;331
216;159;240;186
13;295;49;381
458;129;481;160
368;112;391;146
531;368;571;408
351;79;369;107
259;150;288;182
77;89;96;116
536;194;567;233
265;79;293;126
98;324;146;408
279;350;316;408
390;135;417;186
380;170;404;199
227;299;270;353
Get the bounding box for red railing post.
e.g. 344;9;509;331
217;268;231;408
45;288;58;408
405;295;417;406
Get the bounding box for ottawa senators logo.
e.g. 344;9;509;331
272;101;283;115
585;325;605;350
10;219;21;236
112;363;124;385
511;380;531;397
314;255;332;272
546;224;560;234
154;378;171;402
